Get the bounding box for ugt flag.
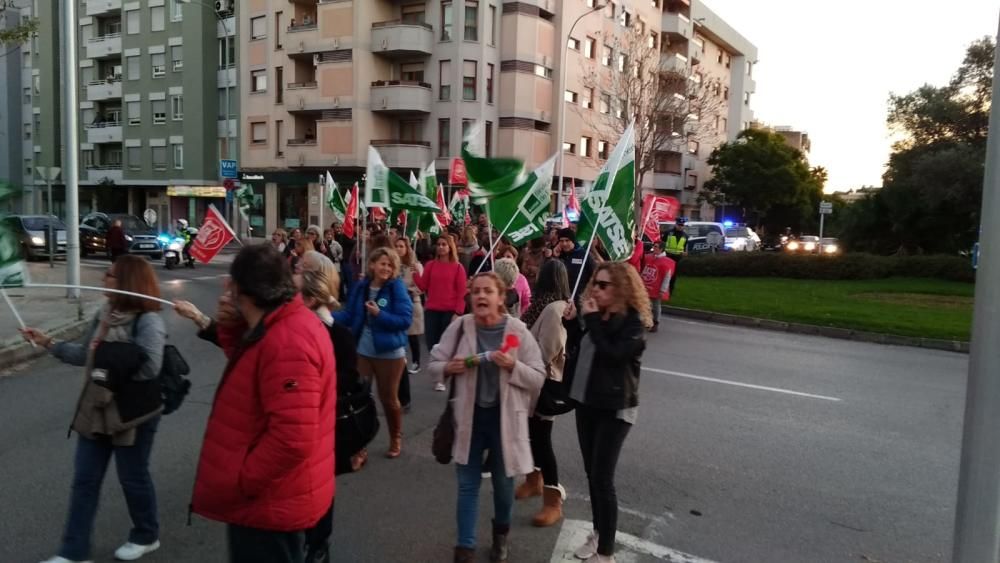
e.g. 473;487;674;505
640;194;680;243
191;204;236;264
486;154;557;246
576;123;637;262
365;146;441;213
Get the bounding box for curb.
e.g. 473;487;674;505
662;305;970;354
0;303;103;368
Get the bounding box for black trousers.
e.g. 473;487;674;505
667;254;682;295
575;405;632;556
424;310;454;352
528;416;559;486
304;498;335;562
227;524;304;563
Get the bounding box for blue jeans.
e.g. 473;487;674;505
59;417;161;561
455;406;514;549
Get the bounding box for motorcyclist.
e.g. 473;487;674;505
176;219;197;264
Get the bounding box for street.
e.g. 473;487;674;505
0;262;967;562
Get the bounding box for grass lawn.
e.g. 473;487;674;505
668;277;974;341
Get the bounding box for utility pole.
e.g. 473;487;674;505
62;0;81;299
952;13;1000;563
36;167;61;269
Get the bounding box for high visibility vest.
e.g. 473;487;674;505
665;233;686;255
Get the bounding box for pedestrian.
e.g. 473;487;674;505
492;258;523;319
271;228;288;254
563;262;652;563
292;237;316;273
394;236;425;411
413;233;468;392
22;256;167;563
415;231;435;264
323;228;344;270
108;218;128;262
555;228;595;305
428;273;546;563
334;247;413;458
457;226;479;272
306;225;329;255
518;237;546;288
663;218;688;295
284;227;302;258
189;244;335;563
639;241;676;333
497;245;531;311
469;231;492;275
515;259;571;527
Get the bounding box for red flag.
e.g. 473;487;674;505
372;206;387;222
566;181;581;218
449;158;467;185
640;194;680;243
435;187;451;227
190;204;235;264
343;183;358;239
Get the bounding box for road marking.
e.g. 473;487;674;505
551;519;716;563
642;367;842;402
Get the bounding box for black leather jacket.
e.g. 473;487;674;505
564;307;645;410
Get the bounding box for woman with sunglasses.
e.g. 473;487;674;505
563;262;652;563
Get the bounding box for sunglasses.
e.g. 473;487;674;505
593;280;614;290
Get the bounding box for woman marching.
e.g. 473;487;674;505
429;273;546;563
394;236;425;411
563;262;652;563
413;233;468;392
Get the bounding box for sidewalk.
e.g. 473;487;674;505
0;261;105;369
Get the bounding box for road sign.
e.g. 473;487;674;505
143;208;157;226
819;201;833;215
220;159;238;179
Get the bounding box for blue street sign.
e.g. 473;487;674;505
220;159;238;179
226;189;234;203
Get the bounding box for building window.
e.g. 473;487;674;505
619;9;630;27
600;93;610;114
152;100;166;124
151;146;167;170
744;92;751;105
170;0;183;21
462;60;477;101
597;140;608;159
439;60;451;100
127;101;140;125
534;64;552;79
649;31;657;49
275;120;284;156
723;86;729;100
567;37;580;51
564;90;578;104
584;37;595;59
171;45;183;71
441;2;452;40
400;120;421;143
747;60;753;77
486;63;494;103
251;16;266;40
82;150;94;168
717;49;723;64
151;6;165;32
251;122;267;145
22;123;30;139
127;146;141;170
171;95;183;120
219;38;235;69
126;10;139;34
251;70;267;93
401;63;425;82
488;4;496;45
438;118;450;158
582;88;593;109
151;53;166;78
617;53;626;73
126;56;140;80
464;1;478;41
606;2;616;19
485;121;493;157
722;117;728;131
22;87;30;104
562;142;575;153
580;136;591;157
602;46;612;66
173;144;184;169
402;4;426;23
462;119;474;140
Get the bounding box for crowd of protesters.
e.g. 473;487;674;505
24;212;670;563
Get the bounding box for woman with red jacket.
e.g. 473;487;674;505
413;233;468;392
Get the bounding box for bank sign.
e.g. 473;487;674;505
220;159;238;179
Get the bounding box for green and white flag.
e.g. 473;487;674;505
0;184;26;288
450;190;471;226
487;154;557;245
461;124;527;204
576;123;636;262
366;146;441;212
326;172;347;223
234;184;255;219
418;162;443;235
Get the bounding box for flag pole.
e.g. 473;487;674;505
570;220;601;301
485;201;496;270
319;175;325;232
21;284;175;307
475;212;519;276
2;288;36;347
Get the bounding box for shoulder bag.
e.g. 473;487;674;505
432;319;465;464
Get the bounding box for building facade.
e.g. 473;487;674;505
238;0;756;232
27;0;238;233
0;0;32;214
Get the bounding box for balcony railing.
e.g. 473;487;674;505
87;164;123;170
287;138;317;146
370;80;432;89
86;120;122;129
372;19;433;30
371;139;431;147
288;22;318;32
89;32;122;43
288;81;318;89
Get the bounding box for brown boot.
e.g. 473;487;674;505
489;520;509;562
515;469;543;500
453;546;475;563
532;485;565;527
385;406;402;458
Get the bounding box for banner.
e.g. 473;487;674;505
366;146;441;212
449;189;472;226
191;204;236;264
576;123;637;262
486;154;557;245
343;183;358;239
326;172;347;223
449;158;468;185
640;194;681;243
461;123;527;204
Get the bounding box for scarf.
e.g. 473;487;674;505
521;292;560;330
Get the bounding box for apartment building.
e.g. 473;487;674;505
27;0;238;232
238;0;755;231
0;0;32;214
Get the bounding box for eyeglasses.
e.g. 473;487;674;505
593;280;614;290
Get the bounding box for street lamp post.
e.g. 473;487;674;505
556;3;605;215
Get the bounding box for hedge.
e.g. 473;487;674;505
677;253;975;283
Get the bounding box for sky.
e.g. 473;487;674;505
702;0;998;192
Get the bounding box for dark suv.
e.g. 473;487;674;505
80;213;163;259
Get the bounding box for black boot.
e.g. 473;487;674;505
454;546;475;563
490;520;509;562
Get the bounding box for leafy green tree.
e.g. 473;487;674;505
0;1;37;46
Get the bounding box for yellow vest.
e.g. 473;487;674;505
665;233;686;255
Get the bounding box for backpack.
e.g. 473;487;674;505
133;314;192;415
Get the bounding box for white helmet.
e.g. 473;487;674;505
177;219;189;229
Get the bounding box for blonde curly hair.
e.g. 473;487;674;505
585;262;653;329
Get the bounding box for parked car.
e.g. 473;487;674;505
659;221;727;255
0;214;67;260
786;235;820;253
724;226;761;252
80;212;163;259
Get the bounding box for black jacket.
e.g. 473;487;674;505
558;245;595;302
564;308;645;410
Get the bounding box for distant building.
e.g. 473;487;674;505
752;121;810;155
832;187;880;203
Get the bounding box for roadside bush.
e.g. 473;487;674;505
679;253;975;283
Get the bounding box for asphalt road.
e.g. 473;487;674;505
0;264;969;562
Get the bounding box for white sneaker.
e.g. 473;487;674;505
434;382;447;392
114;540;160;561
39;557;93;563
573;531;598;560
408;362;420;374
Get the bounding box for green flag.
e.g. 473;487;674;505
234;184;255;219
486;154;557;245
0;185;26;288
418;162;442;235
366;146;441;212
461;124;526;204
450;190;471;226
325;172;347;223
576;123;636;262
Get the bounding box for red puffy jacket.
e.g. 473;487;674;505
192;295;336;531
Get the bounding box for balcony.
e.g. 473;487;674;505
284;141;324;167
662;12;692;41
653;172;683;192
370;81;432;115
86;165;123;184
86;33;122;60
659;52;689;75
86;79;122;101
85;0;122;17
370;140;431;169
286;82;349;113
371;21;434;59
86;122;123;144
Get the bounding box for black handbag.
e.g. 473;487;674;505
336;379;380;475
432;321;465;464
131;316;191;415
535;377;575;417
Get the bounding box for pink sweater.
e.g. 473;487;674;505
414;259;468;315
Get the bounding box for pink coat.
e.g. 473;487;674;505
428;314;546;477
